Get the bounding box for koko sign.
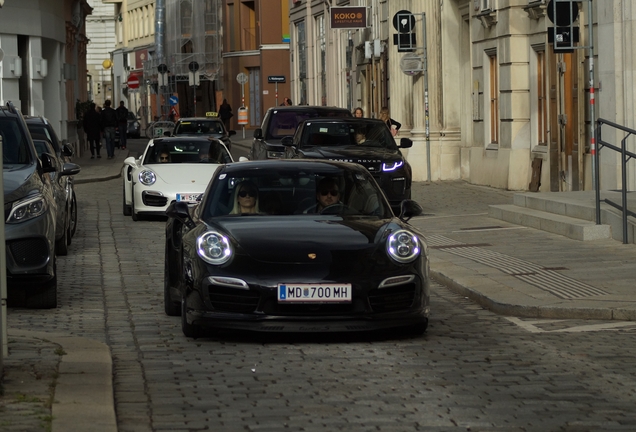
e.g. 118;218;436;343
330;6;368;29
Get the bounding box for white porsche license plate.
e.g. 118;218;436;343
278;284;352;303
176;193;202;203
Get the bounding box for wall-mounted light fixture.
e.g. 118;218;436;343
36;59;48;78
10;57;22;77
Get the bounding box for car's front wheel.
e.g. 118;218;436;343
123;181;132;216
67;191;77;243
181;294;201;338
164;246;180;316
131;184;139;221
56;210;69;256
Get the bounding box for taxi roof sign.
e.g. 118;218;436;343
205;112;219;117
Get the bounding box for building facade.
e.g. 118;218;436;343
0;0;92;152
86;0;117;106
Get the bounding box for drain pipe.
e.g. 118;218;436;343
155;0;166;120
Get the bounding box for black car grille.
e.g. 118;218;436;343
368;283;417;312
261;300;357;316
8;238;49;267
208;286;260;313
142;192;168;207
359;162;382;173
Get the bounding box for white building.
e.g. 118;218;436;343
86;0;117;106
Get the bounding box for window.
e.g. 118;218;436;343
316;15;327;106
297;21;307;105
536;50;547;145
488;53;499;144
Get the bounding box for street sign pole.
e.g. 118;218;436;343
237;72;249;138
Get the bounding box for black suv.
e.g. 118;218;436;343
2;103;59;308
282;118;413;210
250;106;352;160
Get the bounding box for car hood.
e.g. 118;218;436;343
3;164;40;202
142;163;221;186
212;216;392;264
300;146;401;161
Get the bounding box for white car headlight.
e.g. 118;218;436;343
387;229;420;263
138;170;156;186
197;231;232;265
382;160;404;172
7;194;48;223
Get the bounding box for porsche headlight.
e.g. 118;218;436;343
197;231;232;265
138;170;156;186
7;194;48;223
382;160;404;172
387;230;420;263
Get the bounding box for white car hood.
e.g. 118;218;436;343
144;163;221;186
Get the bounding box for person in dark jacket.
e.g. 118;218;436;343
115;101;129;150
218;99;233;131
379;106;401;137
83;103;102;158
100;99;118;159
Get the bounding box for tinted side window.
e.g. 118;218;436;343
1;118;31;165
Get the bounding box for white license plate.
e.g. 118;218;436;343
278;284;352;303
177;193;202;203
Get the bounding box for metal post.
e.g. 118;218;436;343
588;0;596;189
275;82;279;107
422;13;431;182
241;83;246;139
595;121;601;223
621;136;629;244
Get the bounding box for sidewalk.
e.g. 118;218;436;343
3;136;636;431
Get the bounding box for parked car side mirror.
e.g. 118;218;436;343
398;199;423;222
253;128;263;139
399;138;413;149
61;162;81;177
281;136;294;147
39;153;57;173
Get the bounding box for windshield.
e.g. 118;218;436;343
143;139;232;165
27;124;60;153
201;165;392;219
265;110;352;140
174;120;225;135
301;120;398;150
1;118;32;166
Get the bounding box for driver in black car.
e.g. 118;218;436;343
305;177;341;213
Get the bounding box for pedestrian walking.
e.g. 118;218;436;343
379;106;401;137
218;99;233;131
83;102;102;159
100;99;118;159
280;97;293;106
115;101;129;150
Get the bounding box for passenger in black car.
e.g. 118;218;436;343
230;181;260;214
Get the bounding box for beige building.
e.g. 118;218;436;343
288;0;635;193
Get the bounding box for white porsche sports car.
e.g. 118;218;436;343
123;136;234;221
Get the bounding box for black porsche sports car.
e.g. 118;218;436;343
164;159;430;338
282;118;412;210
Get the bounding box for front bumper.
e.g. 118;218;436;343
185;274;429;333
4;211;56;286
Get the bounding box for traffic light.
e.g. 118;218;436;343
547;0;579;53
96;82;101;94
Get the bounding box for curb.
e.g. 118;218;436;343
74;172;122;185
9;330;117;432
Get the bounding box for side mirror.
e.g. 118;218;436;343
238;156;249;162
281;136;294;147
61;162;81;177
62;144;75;157
399;138;413;149
229;130;237;136
253;128;263;139
399;199;423;222
163;131;172;137
124;156;137;165
166;201;195;229
40;153;57;173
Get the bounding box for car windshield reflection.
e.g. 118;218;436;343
143;139;232;165
202;166;392;219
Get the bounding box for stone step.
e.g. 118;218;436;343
489;204;612;241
